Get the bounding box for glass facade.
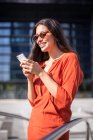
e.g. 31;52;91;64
75;24;91;78
0;22;91;81
0;20;92;99
0;22;11;81
10;22;30;80
0;22;35;81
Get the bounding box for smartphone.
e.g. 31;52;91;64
16;53;27;62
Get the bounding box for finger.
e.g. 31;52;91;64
21;60;33;67
20;59;29;65
27;59;34;64
23;65;29;70
22;69;29;75
21;61;30;68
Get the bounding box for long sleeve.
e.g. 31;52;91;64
55;53;84;108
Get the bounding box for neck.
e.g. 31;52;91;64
48;46;63;61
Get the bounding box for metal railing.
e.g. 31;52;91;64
0;111;93;140
41;117;93;140
0;111;29;140
0;111;29;121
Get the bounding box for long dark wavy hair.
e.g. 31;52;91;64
29;18;73;62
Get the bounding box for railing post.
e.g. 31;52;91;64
88;122;93;140
85;121;93;140
86;121;90;140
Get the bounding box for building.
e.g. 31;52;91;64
0;0;93;98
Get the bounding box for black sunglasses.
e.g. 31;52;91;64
32;31;49;42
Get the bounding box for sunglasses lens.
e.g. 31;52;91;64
33;31;49;42
40;32;46;38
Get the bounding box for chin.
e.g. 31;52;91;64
41;47;49;52
41;49;47;53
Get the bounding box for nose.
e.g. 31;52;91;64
36;36;43;44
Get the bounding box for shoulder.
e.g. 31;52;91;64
59;52;80;69
63;52;78;59
62;52;79;62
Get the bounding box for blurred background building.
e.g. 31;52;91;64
0;0;93;99
0;1;93;140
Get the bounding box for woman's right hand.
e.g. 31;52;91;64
20;59;34;81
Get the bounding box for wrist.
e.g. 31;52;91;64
27;74;34;81
38;69;44;77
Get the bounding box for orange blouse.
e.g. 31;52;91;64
28;52;83;140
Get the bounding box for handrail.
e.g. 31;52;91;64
41;117;93;140
0;111;93;140
0;111;29;121
83;110;93;116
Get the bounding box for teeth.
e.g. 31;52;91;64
40;44;45;47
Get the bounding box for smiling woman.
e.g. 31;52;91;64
20;18;84;140
34;24;55;53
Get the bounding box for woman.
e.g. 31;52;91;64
20;18;84;140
